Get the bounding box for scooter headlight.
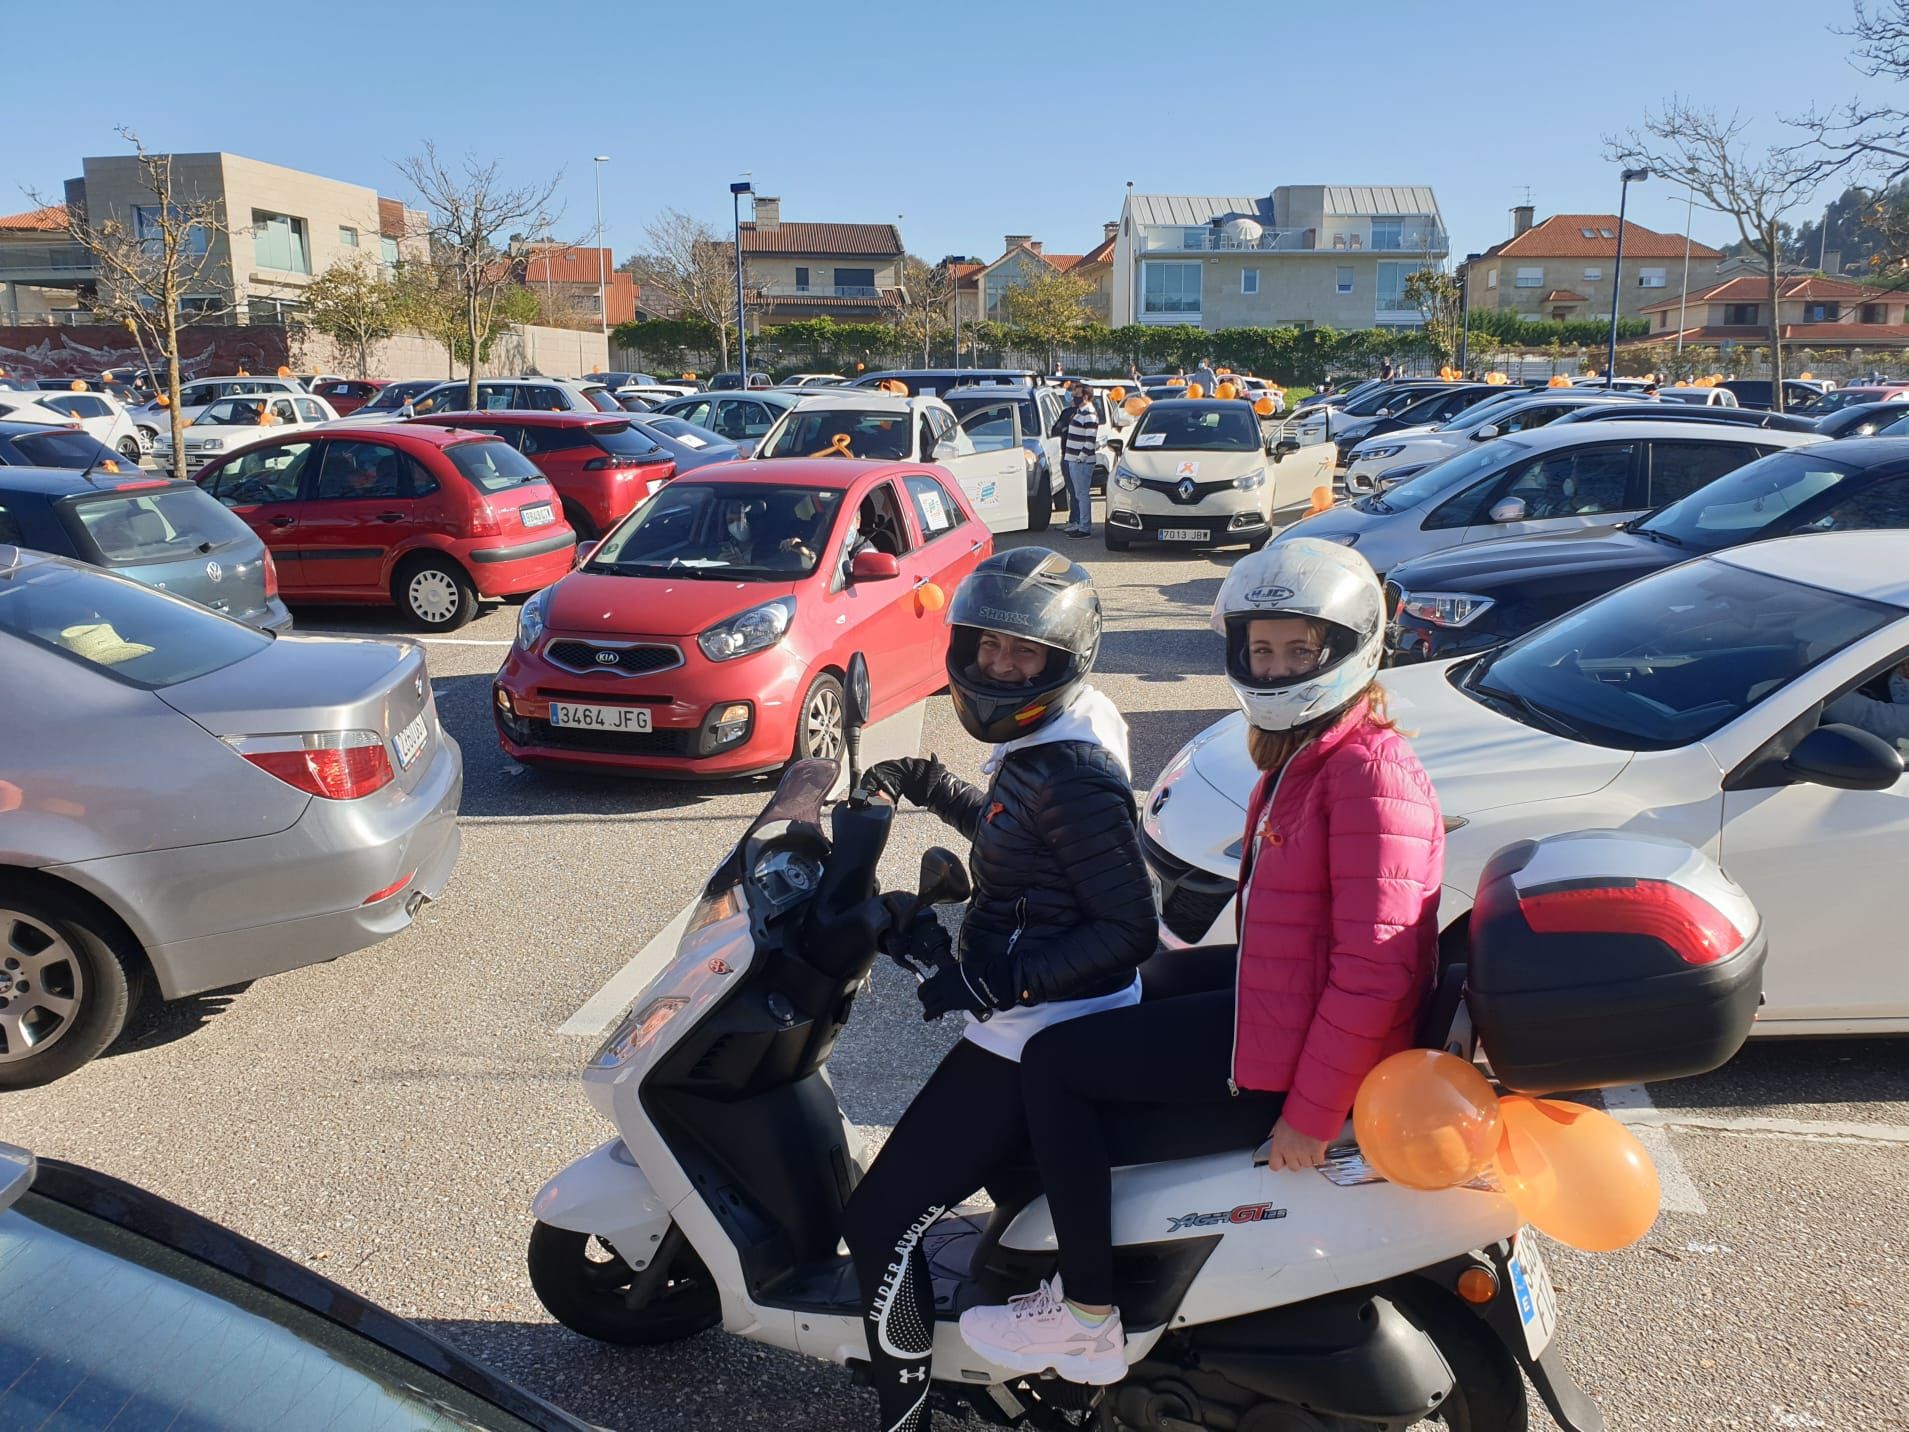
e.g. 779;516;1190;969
592;996;689;1068
685;883;743;934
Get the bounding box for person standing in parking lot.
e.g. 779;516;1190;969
1062;386;1100;537
1194;358;1219;394
1379;355;1396;382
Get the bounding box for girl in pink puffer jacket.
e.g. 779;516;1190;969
959;539;1443;1386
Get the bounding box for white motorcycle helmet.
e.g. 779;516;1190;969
1210;538;1385;731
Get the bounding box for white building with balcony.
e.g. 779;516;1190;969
1108;185;1447;331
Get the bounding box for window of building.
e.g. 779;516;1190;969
133;205;208;256
794;266;810;292
1582;267;1601;283
1515;267;1543;288
1638;267;1667;288
1141;261;1202;316
1724;303;1759;325
834;267;876;296
1369;218;1405;250
339;226;359;248
252;210;311;274
379;235;400;270
1241;267;1259;295
1486;268;1498;289
1376;261;1413;313
1599;228;1616;239
1336;266;1354;294
1802;301;1841;322
178;295;225;315
1182;228;1207;250
1580;227;1598;239
1863;302;1888;324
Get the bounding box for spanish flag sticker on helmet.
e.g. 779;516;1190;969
1012;701;1050;726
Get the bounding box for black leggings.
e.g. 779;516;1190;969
843;1038;1027;1432
1020;945;1284;1307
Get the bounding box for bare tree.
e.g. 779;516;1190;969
894;256;956;364
395;145;563;407
1609;103;1819;409
1403;268;1466;368
33;129;231;478
628;208;753;371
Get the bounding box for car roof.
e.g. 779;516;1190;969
1134;397;1257;411
421;410;640;427
0;465;173;498
786;390;944;413
319;422;497;449
1712;531;1909;608
665;457;901;489
1501;419;1825;450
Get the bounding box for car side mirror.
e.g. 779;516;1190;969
1377;406;1393;416
1472;423;1500;440
1488;496;1528;523
932;438;959;461
1784;723;1905;791
1271;437;1300;462
574;540;598;568
850;549;900;582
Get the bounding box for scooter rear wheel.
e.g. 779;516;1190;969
527;1220;721;1346
1401;1287;1529;1432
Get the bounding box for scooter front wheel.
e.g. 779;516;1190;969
527;1220;721;1346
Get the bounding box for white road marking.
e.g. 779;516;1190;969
303;630;515;646
1609;1110;1909;1146
1601;1085;1707;1215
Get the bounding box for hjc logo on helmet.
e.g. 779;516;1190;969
1245;585;1294;605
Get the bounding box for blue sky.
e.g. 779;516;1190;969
6;1;1899;268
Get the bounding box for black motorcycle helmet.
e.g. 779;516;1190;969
945;548;1102;743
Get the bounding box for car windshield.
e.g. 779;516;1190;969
0;557;268;686
1434;394;1526;431
1343;385;1426;417
943;391;1038;435
755;410;913;460
582;387;621;413
644;416;731;450
446;440;544;492
1461;557;1900;752
585;422;665;457
360;381;436;411
1371;441;1516;509
1127;405;1259;452
63;487;253;563
196;399;279;427
4;429;120;468
1636;449;1858;552
588;483;845;579
1813;389;1886;414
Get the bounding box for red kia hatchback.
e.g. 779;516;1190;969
493;458;992;776
410;411;678;540
194;423;576;630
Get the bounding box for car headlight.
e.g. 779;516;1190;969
1113;463;1141;492
1233;468;1265;492
1359;445;1404;460
199;438;225;450
517;586;550;649
699;596;795;661
1398;591;1494;627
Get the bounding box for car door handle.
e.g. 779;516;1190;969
969;540;985;553
375;511;405;522
269;515;296;528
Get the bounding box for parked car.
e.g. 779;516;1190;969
1551;402;1823;434
1813;400;1909;439
34;377;142;404
493;459;992;778
0;1143;591;1426
305;376;386;416
127;376;304;444
648;389;806;455
193;423;576;630
584;369;659;390
0;421;126;471
28;388;147;462
1720;378;1833;411
1654;386;1740;407
625;413;745;473
1143;531;1909;1033
939;381;1070;504
1104;398;1331;552
752;390;1037;532
408;411;679;539
1278;420;1825;577
352;378;440;418
1343;390;1636;495
780;372;847;387
849;367;1040;397
0;549;462;1084
0;466;290;630
616;383;699;406
154;392;341;474
1332;382;1503;463
1385;437;1909;663
1807;383;1909;414
400;378;622;419
0;390;81;427
1298;378;1456;446
708;372;775;391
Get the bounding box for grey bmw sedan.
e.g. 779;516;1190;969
0;547;462;1087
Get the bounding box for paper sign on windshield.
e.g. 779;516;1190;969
1134;433;1166;447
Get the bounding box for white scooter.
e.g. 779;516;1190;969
530;655;1765;1431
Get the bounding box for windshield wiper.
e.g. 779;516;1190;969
1636;526;1686;547
1471;681;1586;740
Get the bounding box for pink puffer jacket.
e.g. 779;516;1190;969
1233;703;1444;1142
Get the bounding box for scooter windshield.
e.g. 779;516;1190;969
704;757;838;897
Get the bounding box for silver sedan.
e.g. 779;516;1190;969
0;547;462;1087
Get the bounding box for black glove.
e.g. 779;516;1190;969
917;960;998;1022
895;910;953;977
862;756;943;807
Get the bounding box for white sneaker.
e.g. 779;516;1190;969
957;1276;1127;1385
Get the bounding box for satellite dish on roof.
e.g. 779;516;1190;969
1220;217;1263;246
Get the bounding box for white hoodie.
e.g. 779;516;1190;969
964;682;1143;1062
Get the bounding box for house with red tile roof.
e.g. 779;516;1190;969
733;198;904;325
1636;274;1909;348
513;241;638;327
975;226;1118;325
1461;207;1721;321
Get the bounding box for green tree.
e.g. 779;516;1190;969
1000;268;1094;367
1402;268;1465;365
301;254;396;379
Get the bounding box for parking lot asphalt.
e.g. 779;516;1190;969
5;509;1906;1431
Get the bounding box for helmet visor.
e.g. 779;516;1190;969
1224;611;1363;692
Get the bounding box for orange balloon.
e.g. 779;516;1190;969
69;378;88;391
1168;376;1187;387
916;581;945;613
1493;1097;1660;1252
235;367;249;377
276;364;292;378
1254;396;1275;416
1109;386;1126;403
1123;395;1149;416
1215;381;1239;400
1353;1050;1503;1191
1309;484;1332;514
156;394;171;407
1186;382;1206;399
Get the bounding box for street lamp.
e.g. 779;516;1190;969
1607;167;1649;387
730;180;753;384
592;156;610;338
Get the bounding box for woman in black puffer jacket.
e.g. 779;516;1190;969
841;547;1155;1432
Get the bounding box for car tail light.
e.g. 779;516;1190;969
262;549;280;600
467;501;501;537
1514;880;1745;966
227;730;395;800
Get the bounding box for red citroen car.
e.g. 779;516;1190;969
194;423;576;630
410;410;678;540
493;458;992;776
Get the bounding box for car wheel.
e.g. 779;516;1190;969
117;438;142;464
394;555;477;631
1026;466;1052;533
793;672;846;762
0;887;145;1090
560;501;598;542
1105;529;1132;552
527;1221;720;1347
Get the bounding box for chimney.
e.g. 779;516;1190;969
1512;204;1534;236
1028;240;1043;255
1104;221;1119;241
754;196;780;231
1005;234;1033;253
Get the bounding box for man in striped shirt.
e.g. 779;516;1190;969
1061;385;1101;537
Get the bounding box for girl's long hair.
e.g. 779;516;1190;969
1242;619;1394;772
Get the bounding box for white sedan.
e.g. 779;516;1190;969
28;389;148;464
1140;531;1909;1036
153;392;340;473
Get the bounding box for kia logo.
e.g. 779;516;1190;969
595;650;619;665
205;561;222;584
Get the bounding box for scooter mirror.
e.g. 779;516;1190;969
846;652;872;730
917;847;971;907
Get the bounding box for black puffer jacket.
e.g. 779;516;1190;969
877;742;1156;1008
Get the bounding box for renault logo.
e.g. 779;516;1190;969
595;650;619;665
1176;478;1196;501
205;560;222;583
